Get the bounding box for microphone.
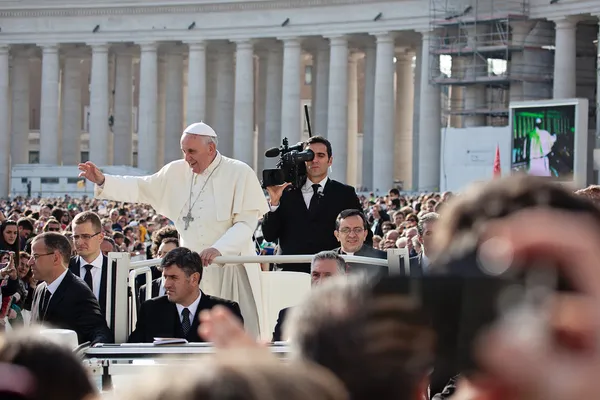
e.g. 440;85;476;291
265;147;280;158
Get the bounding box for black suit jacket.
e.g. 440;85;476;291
261;179;363;273
68;255;117;318
272;307;290;342
335;244;388;279
138;278;162;306
128;293;244;343
31;271;113;344
408;254;424;277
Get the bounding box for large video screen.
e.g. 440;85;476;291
511;104;576;181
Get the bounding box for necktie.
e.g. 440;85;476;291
39;288;51;320
309;184;320;211
181;308;191;337
83;265;94;291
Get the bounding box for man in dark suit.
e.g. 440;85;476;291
128;247;243;343
262;136;366;273
67;211;116;318
272;250;346;342
408;212;439;277
333;209;387;279
29;232;113;344
137;237;178;306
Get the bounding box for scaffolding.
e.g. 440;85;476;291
429;0;554;126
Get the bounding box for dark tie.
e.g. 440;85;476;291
39;288;51;320
308;184;320;211
181;308;191;337
83;264;94;291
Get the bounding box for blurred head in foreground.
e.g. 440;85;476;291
0;327;97;400
120;349;348;400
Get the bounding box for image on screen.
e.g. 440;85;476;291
511;105;576;181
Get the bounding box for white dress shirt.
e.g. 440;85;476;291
79;252;103;300
46;269;68;296
421;253;430;272
269;176;329;211
175;291;202;324
159;279;166;297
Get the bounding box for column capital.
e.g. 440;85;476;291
325;35;347;47
137;42;158;52
277;36;303;47
370;32;396;43
38;44;59;53
88;43;110;53
348;51;362;63
0;45;9;55
234;39;255;49
185;41;206;52
552;16;579;29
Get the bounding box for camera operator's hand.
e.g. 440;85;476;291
266;183;291;207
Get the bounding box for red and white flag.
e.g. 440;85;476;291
493;144;501;178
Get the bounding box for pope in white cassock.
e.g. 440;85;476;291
78;122;270;338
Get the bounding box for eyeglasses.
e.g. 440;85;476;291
73;232;101;241
30;252;54;261
46;227;61;232
338;227;365;235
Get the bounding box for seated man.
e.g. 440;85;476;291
333;209;387;279
271;250;346;342
129;247;243;343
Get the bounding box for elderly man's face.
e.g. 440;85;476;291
310;259;343;286
181;134;216;174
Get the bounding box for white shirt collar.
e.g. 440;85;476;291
175;291;202;322
302;176;328;192
46;269;68;295
422;253;430;269
79;252;103;269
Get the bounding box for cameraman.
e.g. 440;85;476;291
261;136;365;273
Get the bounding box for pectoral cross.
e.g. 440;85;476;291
183;210;194;231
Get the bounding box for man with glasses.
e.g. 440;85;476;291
333;209;387;279
67;211;115;318
29;232;112;344
43;219;62;233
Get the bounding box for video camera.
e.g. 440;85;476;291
261;105;315;190
262;138;314;189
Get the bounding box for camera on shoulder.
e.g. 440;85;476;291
262;137;314;190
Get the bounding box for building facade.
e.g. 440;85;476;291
0;0;599;196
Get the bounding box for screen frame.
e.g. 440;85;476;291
509;98;589;189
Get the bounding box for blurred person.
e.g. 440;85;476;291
395;237;407;249
129;247;242;343
381;229;400;250
138;237;180;302
112;232;125;250
393;210;405;228
0;221;20;256
80;122;268;339
404;227;419;257
405;213;419;228
574;184;600;206
372;235;382;250
412;236;422;254
261;136;365;273
369;204;389;237
120;349;348;400
409;212;439;276
381;221;395;235
43;219;61;233
100;236;117;257
16;218;34;251
333;209;387;278
100;218;113;235
29;232;113;344
0;327;98;400
271;251;347;342
68;211;114;318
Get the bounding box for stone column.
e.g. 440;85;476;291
256;49;268;173
88;43;110;166
137;42;158;173
264;45;283;169
156;55;167;167
214;43;235;157
185;41;206;125
310;51;318;127
326;35;349;183
61;55;82;165
279;37;302;143
553;17;577;99
597;18;600;147
372;32;396;192
362;42;376;190
417;31;442;191
0;46;9;196
314;43;330;136
113;52;133;166
205;51;218;126
395;49;414;189
233;39;255;166
347;52;360;187
10;53;30;165
39;44;60;165
412;44;422;189
164;49;184;164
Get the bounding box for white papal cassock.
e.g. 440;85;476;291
95;152;270;338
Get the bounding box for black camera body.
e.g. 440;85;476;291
262;137;315;190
